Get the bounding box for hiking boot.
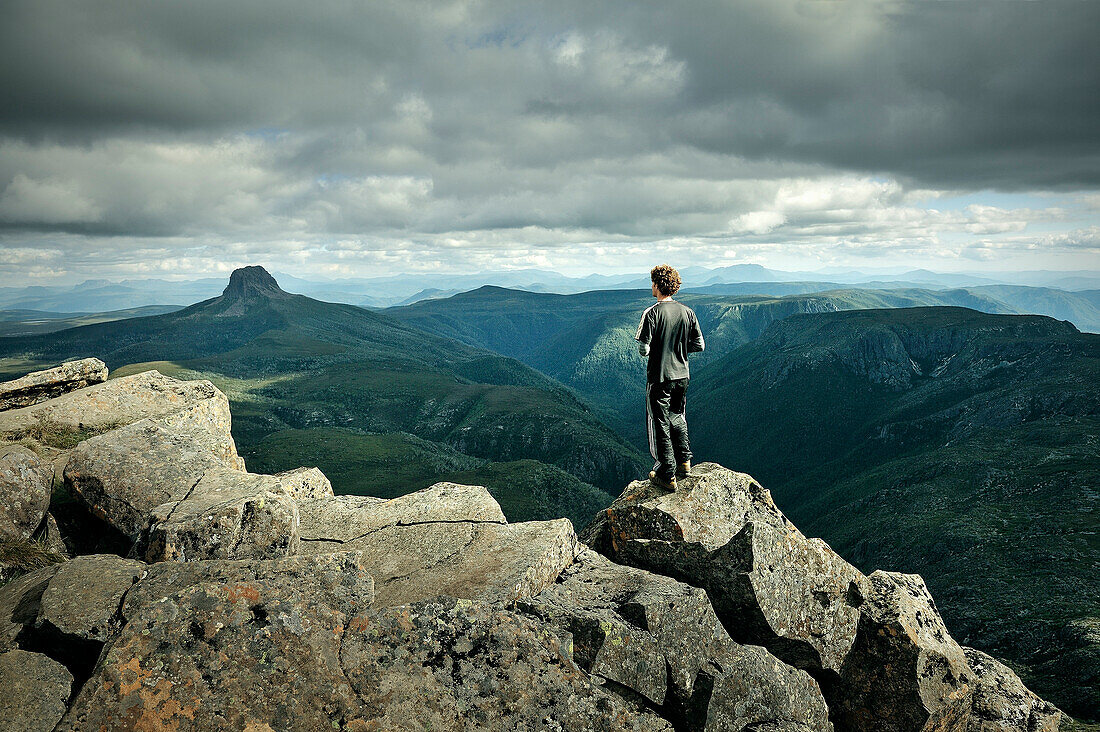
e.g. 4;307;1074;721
649;470;677;491
676;461;691;478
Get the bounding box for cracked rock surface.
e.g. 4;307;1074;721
0;649;73;732
0;444;52;541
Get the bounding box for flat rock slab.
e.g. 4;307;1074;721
140;467;299;562
0;370;226;436
37;554;145;643
65;401;245;538
297;481;506;543
582;463;866;677
0;564;61;653
0;444;52;541
522;548;832;732
0;649;73;732
832;570;975;732
301;500;576;606
59;552;375;732
339;597;673;731
0;358;107;412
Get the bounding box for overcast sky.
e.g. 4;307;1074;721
2;0;1099;283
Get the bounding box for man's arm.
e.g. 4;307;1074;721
688;311;705;353
636;307;654;358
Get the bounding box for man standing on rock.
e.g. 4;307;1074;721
635;264;705;491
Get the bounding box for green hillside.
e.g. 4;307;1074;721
0;267;645;506
387;285;1021;445
689;307;1100;718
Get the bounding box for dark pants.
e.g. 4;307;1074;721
646;378;692;481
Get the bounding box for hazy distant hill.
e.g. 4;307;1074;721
0;305;183;337
690;307;1100;717
0;267;646;513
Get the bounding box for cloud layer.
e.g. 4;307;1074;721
1;0;1098;280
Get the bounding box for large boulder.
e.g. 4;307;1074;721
36;554;146;644
64;400;245;538
0;358;107;412
962;648;1062;732
581;463;867;677
0;649;73;732
0;444;52;541
339;596;672;731
273;466;333;499
298;482;577;606
138;467;300;562
521;548;833;731
831;571;975;731
58;552;376;731
0;370;227;437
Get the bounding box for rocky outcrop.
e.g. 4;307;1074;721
522;548;833;731
0;444;51;540
0;360;1066;731
0;369;228;437
0;649;73;732
0;358;107;412
139;467;300;562
582;464;866;677
64;400;245;537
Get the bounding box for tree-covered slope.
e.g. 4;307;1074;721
689;307;1100;718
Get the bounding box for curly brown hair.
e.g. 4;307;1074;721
650;264;681;296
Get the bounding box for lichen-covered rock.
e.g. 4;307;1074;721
0;369;226;436
0;358;108;412
273;466;333;499
522;548;833;732
582;463;866;677
64;401;245;538
0;564;60;652
962;647;1062;732
0;649;73;732
0;444;51;541
297;481;506;544
139;467;299;562
304;512;577;607
37;554;145;643
831;571;974;732
59;552;376;731
31;512;69;558
339;596;673;731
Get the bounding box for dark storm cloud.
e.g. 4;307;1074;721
0;0;1097;279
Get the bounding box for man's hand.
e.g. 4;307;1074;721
638;342;650;357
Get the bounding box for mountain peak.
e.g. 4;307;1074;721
222;266;289;300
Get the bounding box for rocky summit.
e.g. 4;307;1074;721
0;360;1065;731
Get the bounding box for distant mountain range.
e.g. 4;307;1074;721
6;265;1100;313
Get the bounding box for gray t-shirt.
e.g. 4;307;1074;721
635;299;705;383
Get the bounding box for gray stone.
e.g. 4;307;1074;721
0;358;108;412
0;649;73;732
0;369;228;436
311;516;579;608
139;467;300;562
31;512;68;558
962;647;1062;732
831;571;975;732
0;444;51;541
582;463;866;677
297;481;506;544
273;466;333;499
37;554;145;643
0;564;60;653
339;596;673;731
64;401;245;537
522;548;833;731
59;552;376;732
